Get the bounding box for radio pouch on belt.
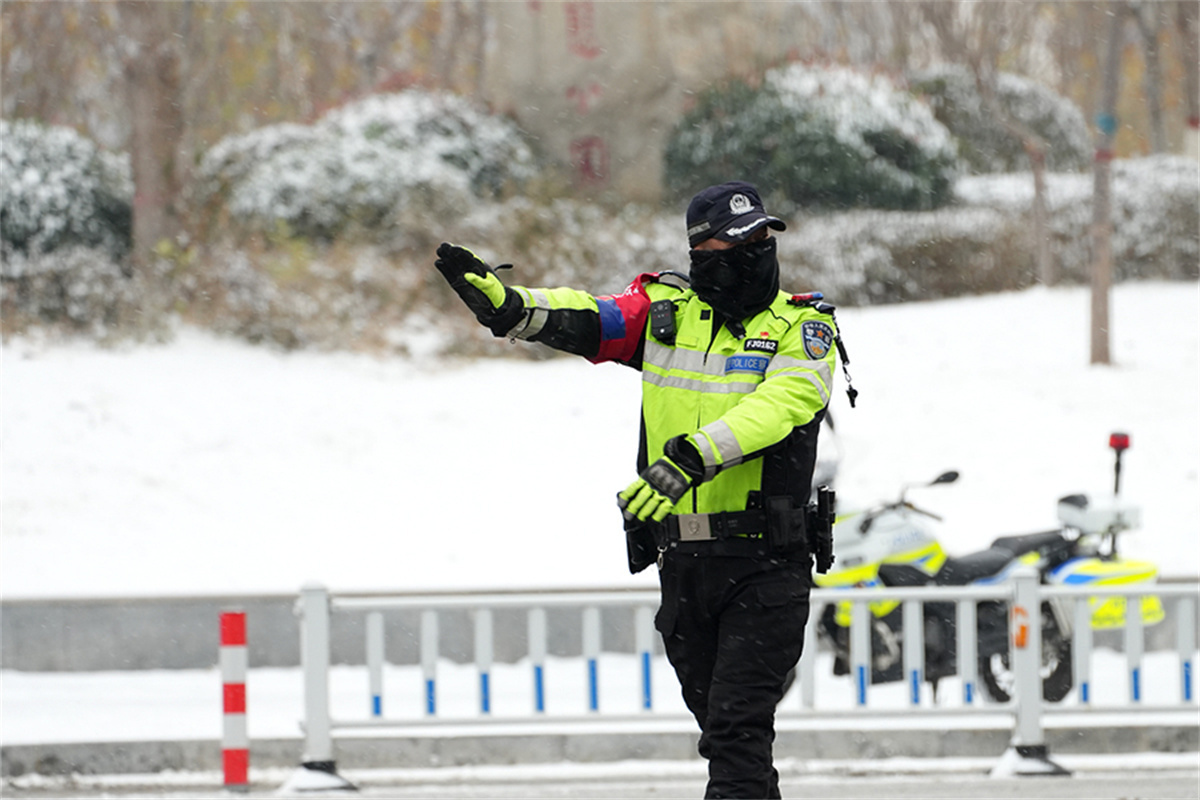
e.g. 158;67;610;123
766;496;805;555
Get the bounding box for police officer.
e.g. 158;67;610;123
435;181;843;799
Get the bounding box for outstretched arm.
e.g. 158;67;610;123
434;242;654;363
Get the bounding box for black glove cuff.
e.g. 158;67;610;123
482;288;525;337
664;435;706;484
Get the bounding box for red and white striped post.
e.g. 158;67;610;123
220;610;249;792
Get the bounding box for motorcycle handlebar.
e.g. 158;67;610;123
857;500;943;534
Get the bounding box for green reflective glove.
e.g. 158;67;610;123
463;271;507;309
434;242;522;335
618;455;695;523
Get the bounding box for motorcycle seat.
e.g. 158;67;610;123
990;530;1065;557
877;562;931;586
937;547;1013;585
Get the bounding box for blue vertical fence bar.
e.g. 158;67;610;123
956;598;977;705
902;598;923;706
1074;597;1094;705
1178;596;1195;703
1126;593;1144;703
583;606;601;712
635;606;654;711
850;600;870;707
366;611;384;717
475;608;493;714
528;607;547;713
420;609;438;716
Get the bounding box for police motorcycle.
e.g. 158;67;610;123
813;432;1164;703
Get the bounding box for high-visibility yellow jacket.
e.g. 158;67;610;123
505;270;838;515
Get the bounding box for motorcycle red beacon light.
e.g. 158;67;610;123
1110;431;1130;496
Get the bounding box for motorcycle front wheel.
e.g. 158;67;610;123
979;602;1073;703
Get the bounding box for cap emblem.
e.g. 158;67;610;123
729;193;752;215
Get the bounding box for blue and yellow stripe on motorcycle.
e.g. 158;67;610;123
882;540;949;574
1051;557;1165;629
815;541;947;589
817;541;947;626
814;562;880;589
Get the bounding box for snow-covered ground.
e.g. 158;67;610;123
3;281;1197;600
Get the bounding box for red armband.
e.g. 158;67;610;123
588;273;657;364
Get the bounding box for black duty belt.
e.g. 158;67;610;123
666;510;767;542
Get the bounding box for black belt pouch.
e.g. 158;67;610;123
766;496;807;555
625;518;660;574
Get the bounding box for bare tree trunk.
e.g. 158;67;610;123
1027;145;1053;285
434;0;460;89
981;84;1056;285
118;1;185;270
886;1;913;69
1133;1;1167;153
1177;1;1200;159
1091;1;1126;366
919;1;1056;285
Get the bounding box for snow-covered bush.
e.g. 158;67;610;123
186;241;412;350
910;65;1091;174
778;207;1029;305
186;194;684;353
664;64;958;212
459;196;682;295
0;119;144;335
775;156;1196;307
196;90;537;241
955;156;1199;282
0;119;132;260
0;245;147;336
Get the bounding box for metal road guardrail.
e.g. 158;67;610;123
286;569;1199;785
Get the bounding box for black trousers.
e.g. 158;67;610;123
655;547;812;799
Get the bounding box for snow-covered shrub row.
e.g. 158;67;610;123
779;156;1197;306
456;197;683;295
188;156;1194;352
196;90;537;241
955;156;1199;282
779;206;1029;305
0;119;132;260
186;195;684;354
910;65;1091;174
184;242;423;350
0;246;147;337
664;64;958;212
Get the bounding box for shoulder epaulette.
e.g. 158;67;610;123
654;270;691;291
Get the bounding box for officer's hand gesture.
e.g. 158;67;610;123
434;243;519;334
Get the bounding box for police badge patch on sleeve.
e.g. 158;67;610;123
800;320;834;359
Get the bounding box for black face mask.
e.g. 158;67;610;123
688;237;780;321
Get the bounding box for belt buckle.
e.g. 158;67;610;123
677;513;714;542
